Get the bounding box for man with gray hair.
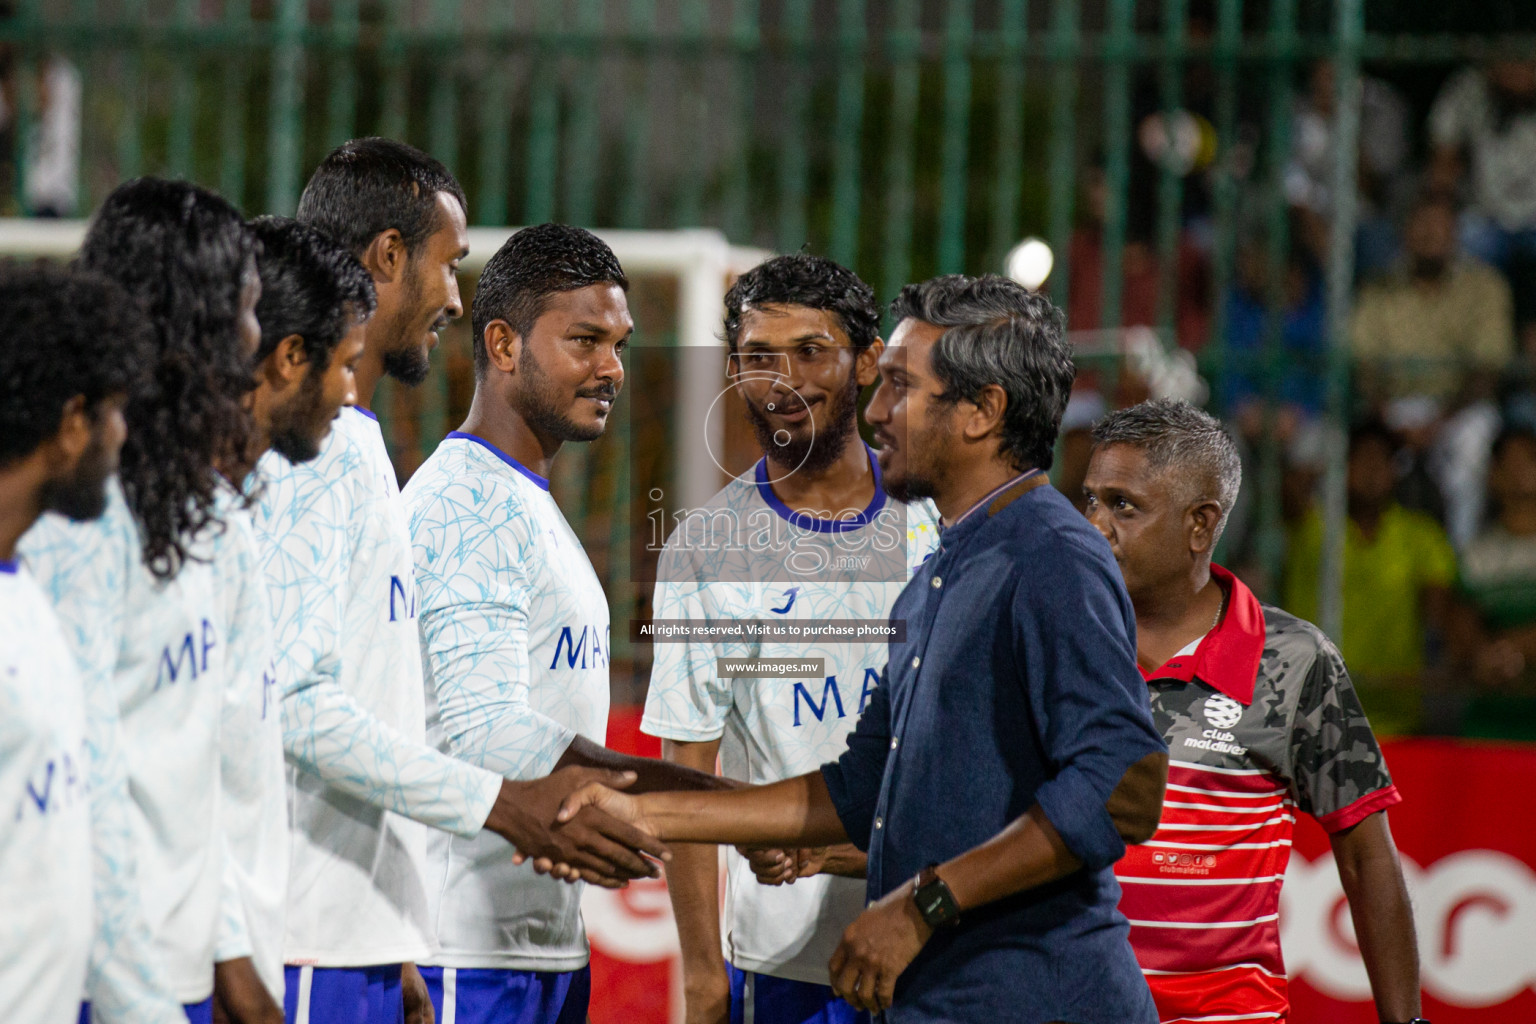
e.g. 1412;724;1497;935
1083;398;1424;1024
555;274;1170;1023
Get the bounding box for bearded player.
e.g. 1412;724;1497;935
643;254;940;1024
0;262;151;1024
208;216;376;1018
258;142;664;1024
405;223;723;1024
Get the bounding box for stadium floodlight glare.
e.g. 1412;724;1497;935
1005;237;1054;292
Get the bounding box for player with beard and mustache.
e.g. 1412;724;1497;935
23;178;272;1024
242;217;374;473
642;254;941;1024
561;274;1169;1024
199;216;377;1018
404;223;722;1024
255;148;667;1024
0;264;152;1024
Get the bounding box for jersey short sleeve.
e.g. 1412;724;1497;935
641;568;747;743
1287;630;1401;832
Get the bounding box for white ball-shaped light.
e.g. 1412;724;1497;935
1005;237;1054;292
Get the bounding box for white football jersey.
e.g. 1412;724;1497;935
212;493;286;1000
405;432;610;972
22;484;227;1005
641;450;940;984
0;560;93;1024
253;407;502;966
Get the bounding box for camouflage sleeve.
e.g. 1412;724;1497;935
1288;630;1402;832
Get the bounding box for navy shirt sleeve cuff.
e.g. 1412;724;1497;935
1035;756;1148;871
820;759;876;853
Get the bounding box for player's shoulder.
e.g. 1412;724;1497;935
660;467;761;550
405;435;542;528
19;479;137;586
1255;602;1341;693
254;412;379;515
993;485;1118;575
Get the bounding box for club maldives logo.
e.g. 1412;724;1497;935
1203;693;1244;730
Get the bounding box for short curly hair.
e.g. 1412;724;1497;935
77;177;259;581
250;216;377;372
471;223;629;378
723;254;879;354
0;261;153;466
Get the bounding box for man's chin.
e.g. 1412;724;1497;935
382;345;432;387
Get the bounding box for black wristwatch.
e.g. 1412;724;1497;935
912;864;961;929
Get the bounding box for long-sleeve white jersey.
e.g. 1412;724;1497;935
0;559;93;1024
212;493;287;1000
403;432;608;972
22;484;229;1008
641;450;941;985
252;406;502;967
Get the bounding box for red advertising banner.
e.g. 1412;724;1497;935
589;715;1536;1024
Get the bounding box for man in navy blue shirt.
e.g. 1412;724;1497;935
561;275;1169;1023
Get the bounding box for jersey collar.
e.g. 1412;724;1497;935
754;444;887;533
446;431;551;491
1140;563;1265;706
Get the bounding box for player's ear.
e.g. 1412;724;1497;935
483;320;522;375
270;334;309;385
856;338;884;388
360;228;407;285
1188;499;1222;555
49;394;93;463
960;383;1008;444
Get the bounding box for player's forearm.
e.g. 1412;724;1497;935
559;735;737;795
641;771;849;847
1332;813;1421;1022
931;805;1083;915
281;680;500;836
666;842;729;978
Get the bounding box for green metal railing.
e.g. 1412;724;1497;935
2;1;1527;655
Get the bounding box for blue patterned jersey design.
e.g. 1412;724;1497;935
642;451;940;984
0;562;93;1024
404;433;610;972
21;481;229;1011
252;406;501;965
211;488;286;1001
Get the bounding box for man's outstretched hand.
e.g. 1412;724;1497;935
484;766;670;888
556;779;654;833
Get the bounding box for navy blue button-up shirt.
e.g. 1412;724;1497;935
821;475;1166;1024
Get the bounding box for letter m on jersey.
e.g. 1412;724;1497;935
550;625;609;670
793;676;846;727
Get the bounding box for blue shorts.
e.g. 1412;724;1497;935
283;964;403;1024
728;965;868;1024
80;999;213;1024
417;966;589;1024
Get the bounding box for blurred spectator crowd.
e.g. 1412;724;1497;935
1064;55;1536;743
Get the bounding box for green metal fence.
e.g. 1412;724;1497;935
2;0;1529;652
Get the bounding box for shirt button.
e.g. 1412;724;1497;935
874;816;883;829
911;656;921;669
931;575;943;588
890;737;899;750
